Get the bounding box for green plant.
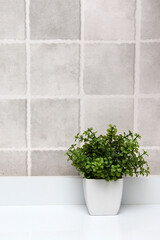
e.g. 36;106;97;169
66;124;150;181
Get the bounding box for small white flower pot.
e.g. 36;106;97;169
83;178;123;216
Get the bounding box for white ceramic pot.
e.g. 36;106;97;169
83;178;123;216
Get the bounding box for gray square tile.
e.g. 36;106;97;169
144;149;160;175
31;99;79;147
31;151;79;176
84;44;135;95
31;44;79;96
140;44;160;94
0;152;27;176
141;0;160;39
138;98;160;146
84;0;135;40
30;0;80;39
0;44;26;95
0;100;26;147
0;0;25;39
84;98;134;134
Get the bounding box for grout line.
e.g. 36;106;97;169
0;39;160;44
0;39;160;45
0;148;28;152
0;148;67;152
30;39;81;44
84;40;136;44
84;95;134;99
26;0;31;176
141;39;160;43
30;40;135;44
0;96;27;99
0;146;159;151
140;146;160;150
0;40;26;44
1;94;160;100
133;0;141;133
138;94;160;98
31;147;68;151
32;95;80;99
79;0;85;135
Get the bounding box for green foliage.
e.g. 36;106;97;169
66;124;150;181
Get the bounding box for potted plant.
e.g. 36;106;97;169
66;125;150;216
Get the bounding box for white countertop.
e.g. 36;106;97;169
0;204;160;240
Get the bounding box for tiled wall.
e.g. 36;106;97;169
0;0;159;176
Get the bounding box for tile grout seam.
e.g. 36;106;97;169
1;94;160;100
134;0;141;133
0;146;159;151
26;0;31;176
1;39;160;44
80;0;84;135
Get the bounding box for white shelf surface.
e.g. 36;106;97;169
0;204;160;240
0;176;160;205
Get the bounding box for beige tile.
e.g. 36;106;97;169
0;44;26;95
84;44;135;95
31;99;80;147
84;0;135;40
0;152;27;176
141;0;160;39
84;98;134;134
140;43;160;94
0;0;25;39
0;100;26;148
143;149;160;175
31;44;79;96
31;151;79;176
30;0;80;39
138;98;160;146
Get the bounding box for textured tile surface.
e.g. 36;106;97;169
31;44;79;96
0;152;27;176
30;0;80;39
84;98;134;134
144;149;160;175
0;44;26;95
84;44;135;95
84;0;135;40
0;100;26;147
0;0;25;39
31;151;79;176
0;0;159;176
141;0;160;39
138;99;160;146
31;99;79;147
140;43;160;94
